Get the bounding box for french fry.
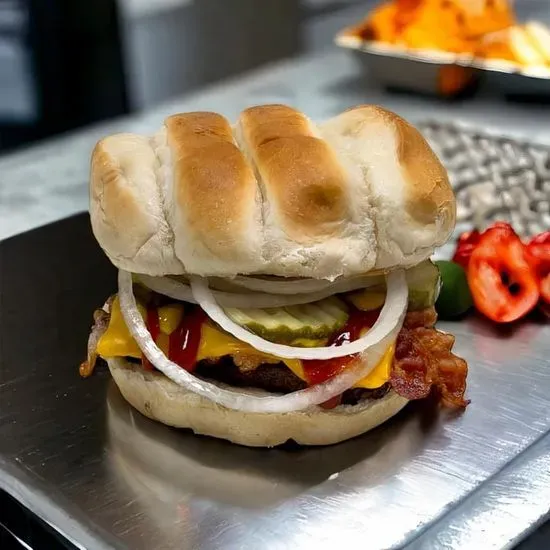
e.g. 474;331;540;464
362;0;516;54
524;21;550;65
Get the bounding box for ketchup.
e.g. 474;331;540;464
168;307;206;372
329;308;381;347
143;306;206;372
142;302;379;384
319;395;343;410
302;308;381;385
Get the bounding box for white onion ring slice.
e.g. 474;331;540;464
189;271;407;360
226;273;384;295
138;275;197;303
227;275;350;294
137;274;384;309
118;270;407;413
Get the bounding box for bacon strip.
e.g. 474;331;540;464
79;296;115;378
391;313;469;408
403;307;438;329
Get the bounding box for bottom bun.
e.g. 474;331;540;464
108;358;409;447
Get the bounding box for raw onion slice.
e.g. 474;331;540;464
226;274;375;295
138;274;197;304
118;270;407;413
189;271;407;360
137;274;384;309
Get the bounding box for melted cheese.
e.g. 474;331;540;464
97;299;392;389
158;304;184;335
96;297;144;359
197;322;303;375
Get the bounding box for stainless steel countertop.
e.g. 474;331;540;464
1;214;549;550
0;47;549;241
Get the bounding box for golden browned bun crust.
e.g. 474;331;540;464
107;358;409;447
321;105;455;269
164;113;262;275
90;104;456;278
89;134;184;275
237;105;350;240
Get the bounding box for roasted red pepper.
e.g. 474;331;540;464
525;231;550;306
468;224;540;323
452;229;481;269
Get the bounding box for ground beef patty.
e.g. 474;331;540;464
195;357;390;405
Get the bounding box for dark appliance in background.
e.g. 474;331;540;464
0;0;128;153
0;0;303;153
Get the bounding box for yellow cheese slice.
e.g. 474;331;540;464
197;321;303;375
96;297;144;359
97;299;392;389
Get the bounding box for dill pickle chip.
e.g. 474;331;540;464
405;260;441;310
345;260;441;312
224;296;349;343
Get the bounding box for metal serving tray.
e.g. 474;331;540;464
1;124;550;550
335;34;477;95
336;34;550;96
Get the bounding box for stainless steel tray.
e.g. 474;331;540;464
336;34;550;96
335;34;477;95
1;125;550;550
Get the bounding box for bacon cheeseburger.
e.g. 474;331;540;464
84;104;468;447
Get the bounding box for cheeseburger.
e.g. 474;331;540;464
83;104;468;447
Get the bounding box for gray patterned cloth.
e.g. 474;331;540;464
420;121;550;239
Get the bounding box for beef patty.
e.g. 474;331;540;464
195;357;390;406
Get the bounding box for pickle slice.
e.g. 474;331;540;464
344;260;441;312
405;260;441;310
224;296;349;343
290;337;329;348
345;287;386;311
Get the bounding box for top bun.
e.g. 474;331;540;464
90;104;455;279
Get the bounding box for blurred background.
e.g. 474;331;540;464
1;0;547;153
0;0;355;152
1;2;550;549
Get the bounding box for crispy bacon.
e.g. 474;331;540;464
391;319;469;408
79;296;114;378
403;307;438;329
